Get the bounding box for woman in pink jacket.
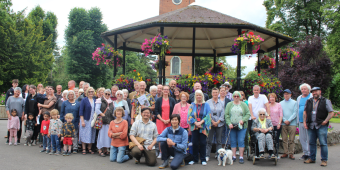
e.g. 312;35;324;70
172;92;191;134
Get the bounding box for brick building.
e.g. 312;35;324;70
159;0;195;83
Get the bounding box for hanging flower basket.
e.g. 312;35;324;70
231;31;264;55
141;33;172;57
92;43;122;67
279;47;300;66
206;62;228;75
259;55;274;69
152;60;169;70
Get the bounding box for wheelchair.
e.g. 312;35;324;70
248;130;279;165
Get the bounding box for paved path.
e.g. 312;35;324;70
1;120;340;170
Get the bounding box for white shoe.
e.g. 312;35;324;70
9;143;12;146
157;153;162;159
202;162;207;166
170;156;174;160
206;157;209;161
188;161;195;165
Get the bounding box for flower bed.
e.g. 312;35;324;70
243;71;283;97
113;70;156;92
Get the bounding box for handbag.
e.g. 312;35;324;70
91;112;98;127
93;108;107;130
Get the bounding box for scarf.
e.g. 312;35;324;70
258;118;267;129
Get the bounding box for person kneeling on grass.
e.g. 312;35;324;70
157;114;188;169
61;113;76;156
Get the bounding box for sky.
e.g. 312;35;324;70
11;0;266;75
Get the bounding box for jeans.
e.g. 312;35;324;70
308;125;328;161
206;126;223;157
160;141;186;170
230;128;247;148
192;130;207;162
110;146;130;163
42;135;51;150
50;135;61;152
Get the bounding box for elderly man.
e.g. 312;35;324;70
129;81;140;100
110;85;119;101
188;82;209;104
79;81;85;89
55;85;63;100
130;108;158;166
280;89;297;160
131;81;156;124
297;83;312;160
68;80;76;91
169;80;177;97
6;87;25;144
77;82;90;102
156;84;163;100
221;82;233;101
304;87;334;167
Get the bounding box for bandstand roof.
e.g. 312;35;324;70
101;4;294;57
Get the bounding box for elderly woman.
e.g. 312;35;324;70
55;90;68;113
187;89;211;166
60;90;80;153
206;88;225;161
79;87;96;155
95;89;115;157
173;87;181;104
225;91;250;164
108;107;130;163
268;93;282;146
73;88;79;99
96;87;105;99
122;89;132;117
6;87;25;144
149;85;158;122
251;108;275;158
113;90;130;120
219;86;232;148
172;92;190;131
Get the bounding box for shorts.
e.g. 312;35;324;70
63;137;73;145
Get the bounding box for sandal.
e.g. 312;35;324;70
82;149;87;155
99;152;106;157
89;149;95;154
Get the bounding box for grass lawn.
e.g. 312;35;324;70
330;118;340;123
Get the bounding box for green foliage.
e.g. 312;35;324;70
329;73;340;107
264;0;330;41
0;92;5;105
0;3;55;92
65;7;111;89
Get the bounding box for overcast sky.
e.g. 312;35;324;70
12;0;266;75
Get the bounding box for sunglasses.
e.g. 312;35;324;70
105;93;110;96
259;114;265;116
233;96;239;98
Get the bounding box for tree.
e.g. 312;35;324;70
278;36;332;99
264;0;331;41
65;7;111;89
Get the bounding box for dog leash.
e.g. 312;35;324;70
223;128;231;150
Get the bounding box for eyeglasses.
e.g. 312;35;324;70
117;94;122;95
105;93;110;96
88;91;94;93
233;96;239;98
259;114;265;116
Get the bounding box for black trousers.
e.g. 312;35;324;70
7;117;22;142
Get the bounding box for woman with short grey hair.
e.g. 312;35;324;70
55;90;69;113
122;89;132;120
6;87;25;144
114;90;130;120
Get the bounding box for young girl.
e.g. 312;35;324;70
24;113;36;146
61;113;76;156
48;109;62;155
7;109;20;146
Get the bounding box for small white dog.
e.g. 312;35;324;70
217;148;233;166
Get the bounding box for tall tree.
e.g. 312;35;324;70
264;0;331;40
65;7;110;89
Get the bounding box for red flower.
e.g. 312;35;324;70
252;42;254;45
249;32;254;35
242;31;246;34
218;72;222;75
166;50;171;54
133;70;136;72
258;74;261;76
219;63;222;66
102;43;105;46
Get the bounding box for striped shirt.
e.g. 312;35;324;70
130;119;158;148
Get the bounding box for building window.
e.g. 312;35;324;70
171;56;181;75
172;0;182;5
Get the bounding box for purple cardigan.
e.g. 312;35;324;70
79;97;96;121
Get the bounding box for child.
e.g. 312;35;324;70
48;109;62;155
61;113;76;156
24;113;36;146
36;87;47;104
7;109;20;146
40;111;51;153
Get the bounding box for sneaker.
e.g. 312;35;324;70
32;140;36;146
24;143;27;146
232;157;236;162
158;159;169;169
188;161;195;165
55;151;61;155
170;156;174;160
46;150;50;154
320;160;327;167
63;151;67;156
157;152;162;159
239;158;244;164
14;143;17;146
9;143;12;146
304;158;316;164
271;154;276;159
67;151;71;156
49;151;55;155
202;161;207;166
17;141;20;145
28;144;32;146
259;154;264;159
40;149;46;153
206;157;209;162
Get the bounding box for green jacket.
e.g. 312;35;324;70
225;101;250;128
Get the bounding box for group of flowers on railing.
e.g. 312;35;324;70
206;62;228;75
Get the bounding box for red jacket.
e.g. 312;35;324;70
41;120;50;135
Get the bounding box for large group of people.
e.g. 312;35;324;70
4;78;334;168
